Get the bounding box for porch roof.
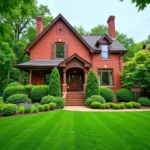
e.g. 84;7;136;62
15;59;64;69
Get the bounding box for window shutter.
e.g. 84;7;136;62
64;44;68;59
51;44;56;59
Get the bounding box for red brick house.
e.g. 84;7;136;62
16;14;127;105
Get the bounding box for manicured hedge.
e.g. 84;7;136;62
49;102;56;110
116;88;135;102
99;87;114;102
44;104;50;111
31;85;49;102
41;95;54;104
18;106;24;114
3;86;26;102
132;102;141;108
6;94;31;104
100;103;107;109
125;102;133;109
138;97;150;106
85;95;105;107
38;105;44;111
24;107;32;113
53;97;65;109
91;102;101;109
1;104;17;116
25;85;34;98
113;104;120;109
7;82;20;87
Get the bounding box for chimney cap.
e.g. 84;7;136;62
107;16;115;23
36;16;43;23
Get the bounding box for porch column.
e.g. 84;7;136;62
62;70;67;94
19;70;22;84
29;70;32;84
84;70;88;92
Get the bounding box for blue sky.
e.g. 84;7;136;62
38;0;150;42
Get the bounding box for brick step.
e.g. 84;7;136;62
67;97;84;99
66;103;85;106
66;99;84;101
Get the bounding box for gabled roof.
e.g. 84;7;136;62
26;14;93;53
97;34;113;44
59;53;91;68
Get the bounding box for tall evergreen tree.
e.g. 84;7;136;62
49;67;61;97
85;70;99;99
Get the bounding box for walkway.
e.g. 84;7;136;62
64;106;150;112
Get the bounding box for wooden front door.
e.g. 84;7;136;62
67;68;84;91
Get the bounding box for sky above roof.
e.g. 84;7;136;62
38;0;150;43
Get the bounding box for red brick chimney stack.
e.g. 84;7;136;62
36;16;43;37
107;16;116;39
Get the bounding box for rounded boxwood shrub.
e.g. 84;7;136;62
38;105;44;111
31;85;49;102
113;104;120;109
100;103;107;109
25;85;34;98
18;106;24;114
6;94;31;104
99;87;114;102
49;102;56;110
24;107;32;113
32;106;39;113
105;103;110;109
0;104;5;113
41;95;54;104
116;88;135;102
91;102;101;109
108;102;115;108
138;97;150;106
1;104;17;116
7;82;20;87
132;102;141;109
3;86;26;102
44;104;50;111
125;103;133;109
85;97;92;107
53;97;65;109
119;103;125;109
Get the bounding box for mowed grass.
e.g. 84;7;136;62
0;110;150;150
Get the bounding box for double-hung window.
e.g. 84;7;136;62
56;43;64;58
101;45;109;59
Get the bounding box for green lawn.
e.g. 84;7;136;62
0;110;150;150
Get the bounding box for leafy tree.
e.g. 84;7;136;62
49;67;61;97
90;25;108;35
121;50;150;97
73;25;89;35
85;70;99;99
120;0;150;11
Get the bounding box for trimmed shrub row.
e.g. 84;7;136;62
138;97;150;106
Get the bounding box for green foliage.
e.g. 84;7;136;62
0;97;3;104
116;88;135;102
100;103;107;109
85;70;99;99
38;105;44;111
108;102;115;108
1;104;17;116
113;104;120;109
6;94;31;104
3;86;26;102
85;97;92;107
53;97;65;109
25;85;34;98
105;103;110;109
49;67;61;97
0;104;5;113
125;103;133;109
121;51;150;96
74;25;89;35
24;107;32;113
41;95;54;104
99;87;114;102
132;102;141;108
32;106;39;113
44;104;50;111
49;102;56;110
91;102;101;109
18;106;24;114
138;97;150;106
119;103;125;109
7;82;20;87
31;85;49;102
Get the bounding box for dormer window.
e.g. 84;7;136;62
56;43;64;58
101;44;109;59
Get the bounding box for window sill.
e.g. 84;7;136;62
99;86;115;88
101;59;110;60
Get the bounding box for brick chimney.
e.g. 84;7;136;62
36;16;43;37
107;16;116;39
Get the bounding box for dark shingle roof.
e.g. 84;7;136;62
82;35;127;52
15;59;64;68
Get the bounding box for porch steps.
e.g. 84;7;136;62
66;92;85;106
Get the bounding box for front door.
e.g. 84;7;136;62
67;68;84;91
